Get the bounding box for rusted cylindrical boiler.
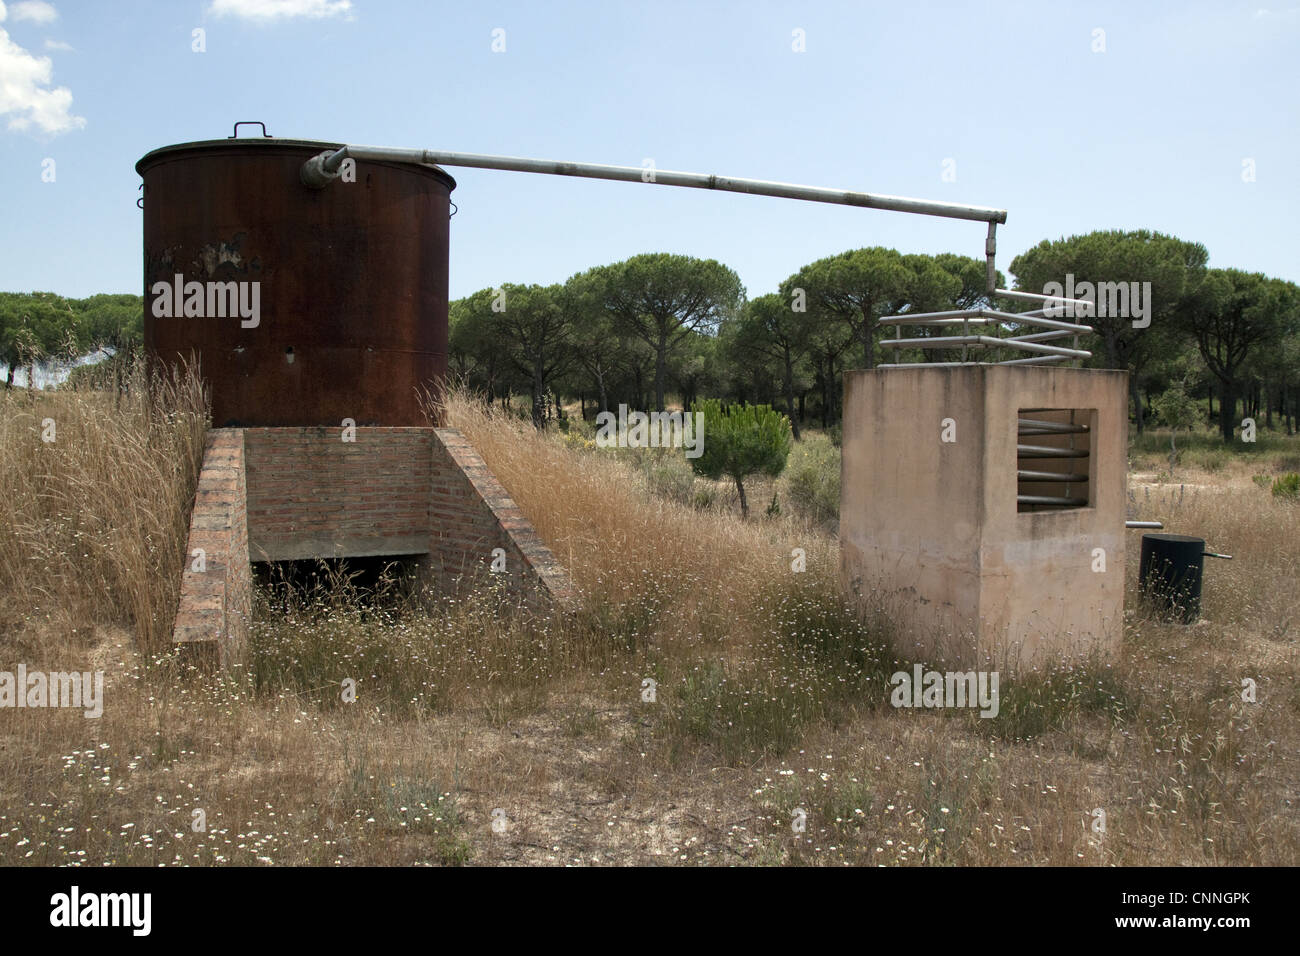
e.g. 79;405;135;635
137;136;456;426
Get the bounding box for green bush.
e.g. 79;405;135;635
689;400;792;519
783;433;841;524
1272;473;1300;501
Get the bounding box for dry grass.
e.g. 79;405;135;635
0;382;1296;866
0;359;207;658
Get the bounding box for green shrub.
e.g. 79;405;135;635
1272;473;1300;501
783;433;841;524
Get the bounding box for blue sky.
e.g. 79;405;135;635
1;0;1297;302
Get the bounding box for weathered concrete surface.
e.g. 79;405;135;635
840;365;1127;668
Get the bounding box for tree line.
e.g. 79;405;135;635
452;232;1300;443
0;291;142;388
6;229;1298;446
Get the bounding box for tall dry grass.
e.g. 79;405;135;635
0;359;208;656
1;378;1296;866
252;390;894;739
441;389;839;638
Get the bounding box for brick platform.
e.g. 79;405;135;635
173;427;574;667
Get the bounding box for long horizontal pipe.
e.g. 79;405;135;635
301;144;1009;224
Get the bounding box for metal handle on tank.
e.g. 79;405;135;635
229;121;273;139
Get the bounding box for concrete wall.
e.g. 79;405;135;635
172;429;252;669
840;365;1127;668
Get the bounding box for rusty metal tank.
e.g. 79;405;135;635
137;130;455;427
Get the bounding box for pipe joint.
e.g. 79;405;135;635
301;150;341;188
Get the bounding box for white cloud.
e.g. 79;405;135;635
0;20;84;134
10;1;58;25
44;38;71;51
209;0;353;21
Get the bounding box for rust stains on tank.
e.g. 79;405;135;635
137;137;456;427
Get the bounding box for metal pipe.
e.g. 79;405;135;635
877;356;1075;368
1018;494;1089;507
879;309;987;324
1017;443;1090;458
979;309;1094;334
1126;520;1164;529
1018;469;1089;482
994;355;1074;366
877;322;1085;347
878;309;1093;335
879;334;1090;358
995;288;1092;307
1005;329;1082;344
1018;418;1089;434
301;145;1010;223
985;221;997;296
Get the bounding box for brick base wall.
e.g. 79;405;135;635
426;428;576;609
172;429;252;668
243;427;435;561
172;426;575;668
